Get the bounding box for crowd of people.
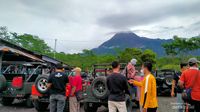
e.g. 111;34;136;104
45;57;200;112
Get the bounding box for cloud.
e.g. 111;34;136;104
98;0;200;29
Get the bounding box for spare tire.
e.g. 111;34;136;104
164;75;173;86
0;75;7;92
91;76;109;99
35;75;49;94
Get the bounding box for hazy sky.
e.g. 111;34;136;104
0;0;199;53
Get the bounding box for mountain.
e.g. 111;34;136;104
92;32;172;56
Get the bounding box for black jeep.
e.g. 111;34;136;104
155;69;176;96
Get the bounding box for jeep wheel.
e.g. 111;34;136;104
1;97;14;106
84;103;98;112
0;75;7;92
35;75;49;94
91;77;109;99
33;100;49;112
164;76;173;86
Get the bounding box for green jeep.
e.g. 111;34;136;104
0;62;48;107
82;63;138;112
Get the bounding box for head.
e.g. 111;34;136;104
55;63;64;71
188;58;199;68
141;62;153;75
112;61;120;72
180;62;188;72
73;67;82;76
130;58;137;66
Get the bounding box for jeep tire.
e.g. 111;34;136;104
33;100;49;112
1;97;14;106
164;75;173;86
0;75;7;92
35;75;49;94
91;76;109;99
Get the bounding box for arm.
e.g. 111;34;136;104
47;83;52;89
178;80;184;89
178;73;185;89
171;80;176;97
70;86;76;96
128;79;142;87
133;80;142;87
151;77;157;99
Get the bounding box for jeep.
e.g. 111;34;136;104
82;63;139;112
155;69;176;96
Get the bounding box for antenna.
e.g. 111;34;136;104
54;39;57;58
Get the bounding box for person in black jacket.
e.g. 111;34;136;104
107;61;129;112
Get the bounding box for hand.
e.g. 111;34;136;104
171;92;175;97
142;108;147;112
128;79;134;84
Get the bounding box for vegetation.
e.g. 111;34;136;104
0;26;199;71
162;35;200;57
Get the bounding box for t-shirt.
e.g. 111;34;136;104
173;72;183;93
71;75;82;92
48;72;69;95
107;73;129;102
126;63;136;79
180;68;200;101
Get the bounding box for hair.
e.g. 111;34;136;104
112;61;120;69
180;62;188;68
188;62;196;67
73;67;82;72
143;62;153;72
55;63;63;69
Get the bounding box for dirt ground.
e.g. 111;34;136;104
0;97;177;112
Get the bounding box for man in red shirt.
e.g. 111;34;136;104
69;67;82;112
179;58;200;112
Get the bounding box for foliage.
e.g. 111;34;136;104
118;48;156;65
12;33;52;54
162;36;200;57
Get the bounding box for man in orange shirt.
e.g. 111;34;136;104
179;58;200;112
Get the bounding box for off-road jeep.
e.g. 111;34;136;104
82;63;138;112
155;69;176;96
0;61;47;107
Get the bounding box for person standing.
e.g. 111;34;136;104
107;61;129;112
69;67;82;112
47;63;69;112
122;59;138;102
179;58;200;112
171;63;188;112
129;62;158;112
124;58;137;79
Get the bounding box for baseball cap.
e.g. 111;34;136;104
188;58;200;64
